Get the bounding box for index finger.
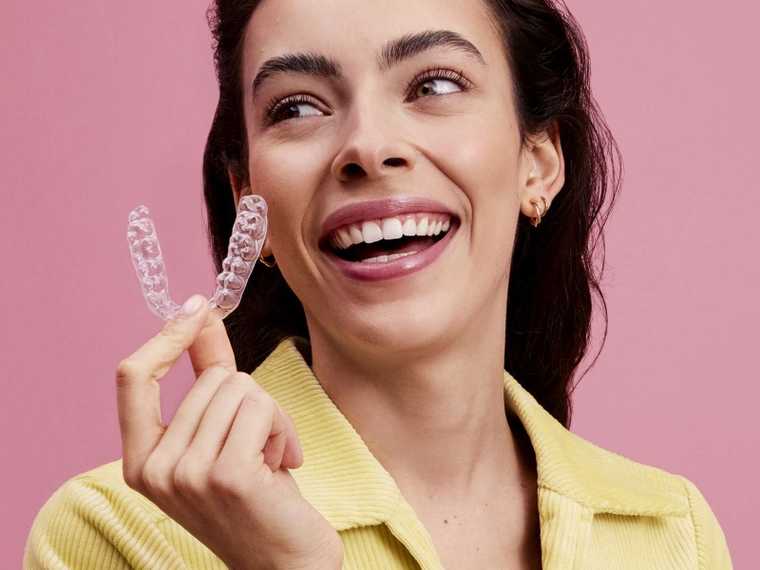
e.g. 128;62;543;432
116;295;220;477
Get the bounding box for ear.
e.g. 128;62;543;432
518;121;565;222
227;166;245;207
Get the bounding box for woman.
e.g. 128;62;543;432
24;0;733;568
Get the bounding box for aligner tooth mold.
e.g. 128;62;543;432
127;194;268;320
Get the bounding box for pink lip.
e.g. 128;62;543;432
319;196;457;245
323;219;459;282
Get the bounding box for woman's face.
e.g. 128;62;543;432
237;0;535;354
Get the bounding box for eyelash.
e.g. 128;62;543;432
262;66;473;126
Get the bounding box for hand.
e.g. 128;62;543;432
115;295;344;570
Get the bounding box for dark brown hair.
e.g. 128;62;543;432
202;0;622;428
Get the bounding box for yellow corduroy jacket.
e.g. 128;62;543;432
25;337;733;569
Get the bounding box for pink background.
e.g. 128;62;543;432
2;1;756;567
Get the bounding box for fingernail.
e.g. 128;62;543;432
180;295;204;316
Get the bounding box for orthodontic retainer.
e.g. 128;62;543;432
126;194;268;321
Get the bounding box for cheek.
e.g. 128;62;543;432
423;108;521;264
250;140;317;199
420;96;519;198
249;142;325;302
249;140;324;252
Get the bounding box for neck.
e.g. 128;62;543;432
308;286;525;501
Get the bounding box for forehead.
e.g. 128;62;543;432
242;0;501;79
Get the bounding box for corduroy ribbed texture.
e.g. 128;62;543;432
24;337;733;569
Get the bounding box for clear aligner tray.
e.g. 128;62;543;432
126;194;268;320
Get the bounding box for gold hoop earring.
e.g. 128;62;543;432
259;253;277;268
529;196;549;228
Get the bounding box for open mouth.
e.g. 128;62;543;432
320;217;460;264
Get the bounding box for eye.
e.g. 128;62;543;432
405;67;472;101
262;67;472;127
264;94;324;126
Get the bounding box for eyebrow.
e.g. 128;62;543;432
251;29;486;99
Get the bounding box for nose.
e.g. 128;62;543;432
330;104;417;183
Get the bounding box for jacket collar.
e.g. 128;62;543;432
252;337;688;531
503;370;689;517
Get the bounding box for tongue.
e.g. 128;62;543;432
350;236;436;261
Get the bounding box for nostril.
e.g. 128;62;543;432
342;163;364;178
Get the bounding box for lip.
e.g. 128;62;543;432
323;218;459;282
319;196;458;245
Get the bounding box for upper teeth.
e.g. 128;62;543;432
329;213;452;250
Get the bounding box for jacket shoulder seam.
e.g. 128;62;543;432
678;475;703;570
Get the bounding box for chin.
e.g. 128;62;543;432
340;311;459;358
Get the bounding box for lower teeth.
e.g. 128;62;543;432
360;250;420;264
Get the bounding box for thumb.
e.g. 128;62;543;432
183;296;238;377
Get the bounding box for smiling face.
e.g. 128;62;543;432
233;0;546;356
